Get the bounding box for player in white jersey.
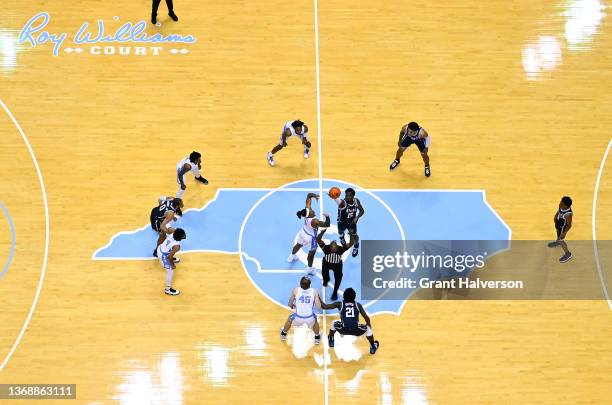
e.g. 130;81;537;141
287;193;330;275
389;121;431;177
176;151;208;199
266;120;311;166
157;228;187;296
280;276;323;345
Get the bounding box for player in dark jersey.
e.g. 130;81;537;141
321;287;380;354
330;187;364;257
150;197;183;259
389;121;431;177
547;196;573;263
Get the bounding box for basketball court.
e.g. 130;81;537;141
1;0;612;403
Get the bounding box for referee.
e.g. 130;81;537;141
317;229;355;300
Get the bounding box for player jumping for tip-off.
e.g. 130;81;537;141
331;187;364;257
288;193;330;276
267;120;311;166
389;121;431;177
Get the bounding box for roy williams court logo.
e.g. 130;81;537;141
18;12;196;57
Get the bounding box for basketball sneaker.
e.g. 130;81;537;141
267;152;275;167
390;159;400;171
547;241;561;248
280;328;288;341
559;252;573;263
169;12;179;22
352;246;359;257
195;176;209;185
164;287;180;296
425;165;431;177
328;333;335;348
314;334;321;345
172;257;180;263
304;147;310;159
370;340;380;355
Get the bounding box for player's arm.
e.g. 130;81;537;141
167;245;180;269
178;163;191;189
317;229;327;248
561;214;572;238
288;287;297;308
420;128;431;148
357;303;371;326
320;300;341;310
305;193;319;209
312;213;330;228
353;198;365;224
301;125;311;147
160;211;175;234
398;125;408;146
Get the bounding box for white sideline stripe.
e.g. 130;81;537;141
592;138;612;311
0;99;50;372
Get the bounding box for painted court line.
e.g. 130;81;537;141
0;99;50;372
592;138;612;311
0;202;16;278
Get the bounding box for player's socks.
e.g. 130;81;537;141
267;152;275;167
328;333;335;348
195;176;209;185
164;287;180;296
370;340;379;354
304;147;310;159
425;165;431;177
559;251;573;263
390;159;400;171
287;253;295;262
169;12;179;22
547;241;561;248
314;334;321;345
352;245;359;258
280;328;288;341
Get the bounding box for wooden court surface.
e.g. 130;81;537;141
1;0;612;403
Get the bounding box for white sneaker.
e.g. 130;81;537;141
287;254;296;262
304;148;310;159
306;268;316;276
164;287;180;296
267;152;275;167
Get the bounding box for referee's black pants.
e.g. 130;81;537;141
322;261;342;297
152;0;174;16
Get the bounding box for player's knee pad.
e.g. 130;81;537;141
366;326;373;337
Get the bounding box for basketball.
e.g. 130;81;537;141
329;186;341;199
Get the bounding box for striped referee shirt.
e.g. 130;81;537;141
322;245;348;265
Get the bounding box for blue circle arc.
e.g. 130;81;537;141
0;202;16;278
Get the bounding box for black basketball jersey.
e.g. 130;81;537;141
150;200;174;224
555;207;572;230
401;124;422;142
338;198;360;224
340;301;360;329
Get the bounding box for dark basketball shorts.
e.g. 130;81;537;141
400;137;427;152
338;221;357;236
332;320;368;336
556;226;566;240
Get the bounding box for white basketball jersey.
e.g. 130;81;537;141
284;121;304;139
176;157;198;173
159;235;180;256
295;287;315;317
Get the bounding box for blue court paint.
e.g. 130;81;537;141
0;202;16;278
93;179;510;315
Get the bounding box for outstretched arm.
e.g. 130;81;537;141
357;302;371;326
288;287;297;308
320;300;341;310
317;229;327;248
305;193;319;209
